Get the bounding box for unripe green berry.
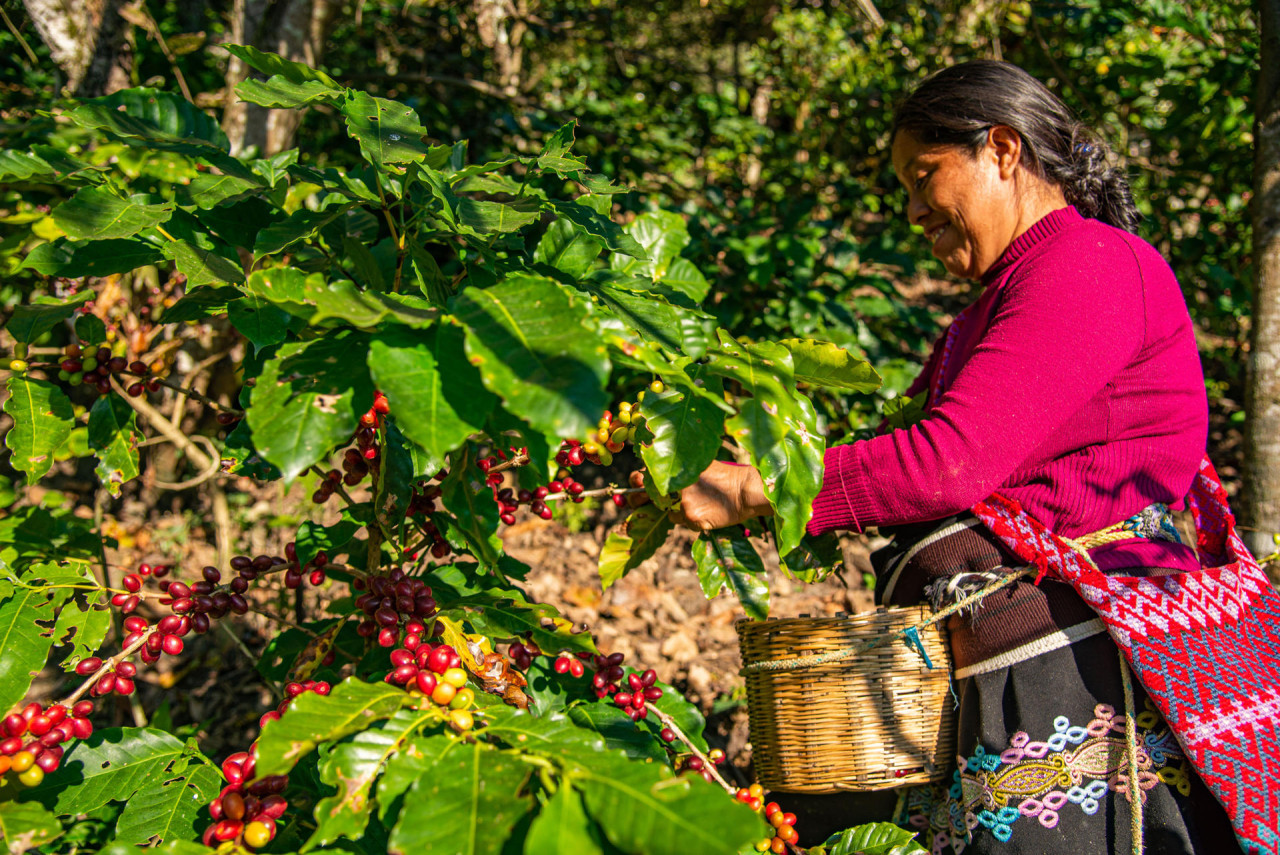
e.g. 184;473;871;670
13;343;28;359
69;371;84;385
82;356;98;372
58;369;70;381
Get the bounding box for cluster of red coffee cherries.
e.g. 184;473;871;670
312;391;389;504
204;746;289;847
257;679;332;729
382;636;478;731
0;701;95;788
675;746;727;784
352;567;438;645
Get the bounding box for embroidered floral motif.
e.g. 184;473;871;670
896;701;1189;852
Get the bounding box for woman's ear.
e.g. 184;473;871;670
986;125;1023;179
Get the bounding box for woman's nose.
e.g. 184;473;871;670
907;193;930;225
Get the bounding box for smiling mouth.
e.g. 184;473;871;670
925;223;948;245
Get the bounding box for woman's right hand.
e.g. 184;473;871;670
627;461;773;532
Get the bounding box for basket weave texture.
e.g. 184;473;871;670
736;606;956;793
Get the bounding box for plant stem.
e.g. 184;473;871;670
650;706;736;795
61;628;158;707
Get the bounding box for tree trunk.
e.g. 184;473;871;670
221;0;338;156
474;0;527;97
23;0;131;95
1245;0;1280;572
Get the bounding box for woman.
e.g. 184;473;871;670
647;61;1248;853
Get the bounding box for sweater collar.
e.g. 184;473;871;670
980;205;1083;286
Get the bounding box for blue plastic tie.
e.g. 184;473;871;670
903;627;934;669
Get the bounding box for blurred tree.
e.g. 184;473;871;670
22;0;131;94
1247;0;1280;565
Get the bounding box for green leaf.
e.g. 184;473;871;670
51;582;111;672
459;597;596;657
456;198;542;234
578;278;714;356
524;785;604;855
20;727;186;815
341;91;432;169
691;530;769;620
547;200;647;260
437;446;503;567
87;395;141;496
52;186;175;240
253;206;353;257
566;704;667;760
453;275;610;441
387;742;533;855
22;238;165;278
4;377;74;483
295;514;363;568
228;296;292;351
820;822;928;855
161;238;245;286
609;210;690;280
236;75;343;109
598;505;674;589
367;332;480;468
0;800;64;853
780;531;844;584
375;735;455;822
4;291;93;344
247;332;375;484
780;339;882;392
637;382;724;496
180;172;263;209
111;761;223;846
0;563;80;716
882;391;927;430
534;217;604;279
74;313;107;345
307;709;435;850
76;87;229;147
0;150;55;182
254;678;410;778
658;258;711;304
161;286;241;322
536;121;588;176
375;418;416;532
573;754;765;855
224;44;340;86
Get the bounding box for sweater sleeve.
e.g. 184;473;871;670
809;230;1146;534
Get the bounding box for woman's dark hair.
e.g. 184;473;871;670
891;60;1140;232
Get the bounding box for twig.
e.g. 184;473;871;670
308;464;404;562
60;627;158;707
650;706;736;795
109;376;215;470
152;435;223;490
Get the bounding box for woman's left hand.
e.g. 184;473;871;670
627;461;773;531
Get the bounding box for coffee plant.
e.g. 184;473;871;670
0;47;911;854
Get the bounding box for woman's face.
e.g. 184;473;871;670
891;129;1023;280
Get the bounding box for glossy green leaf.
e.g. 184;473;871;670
21;239;164;278
112;761;223;846
0;150;56;182
288;164;379;202
566;704;667;760
4;377;74;483
342;91;432;168
388;742;533;855
224;44;340;86
433;322;496;428
780;339;882;392
598;505;674;589
307;708;435;849
180;172;263;209
547;200;647;260
51;583;111;674
0;800;63;853
255;678;411;778
368;332;479;467
691;530;769;620
439;446;504;567
534;217;604;279
375;734;455;822
0;563;82;712
253;206;353;257
609;210;689;280
637;382;724;495
573;754;765;855
536;121;588;176
780;531;845;584
20;727;186;815
820;822;928;855
161;238;245;286
87;395;141;496
375;418;416;532
60;190;142;241
74;312;107;344
658;258;710;304
524;786;604;855
295;513;363;568
228;296;292;351
236;75;343;109
75;87;229;147
457;198;541;233
454;274;610;440
4;291;93;344
458;597;597;656
578;278;714;356
247;333;375;484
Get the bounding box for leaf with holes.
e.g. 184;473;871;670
19;728;186;815
4;377;74;484
0;801;63;853
342;91;432;169
111;759;223;846
88;395;140;496
254;678;410;778
691;530;769;620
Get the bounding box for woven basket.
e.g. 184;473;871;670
736;606;956;793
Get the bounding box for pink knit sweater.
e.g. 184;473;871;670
808;207;1209;571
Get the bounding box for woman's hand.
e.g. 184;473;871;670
628;461;773;531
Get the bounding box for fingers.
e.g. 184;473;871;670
626;470;649;508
